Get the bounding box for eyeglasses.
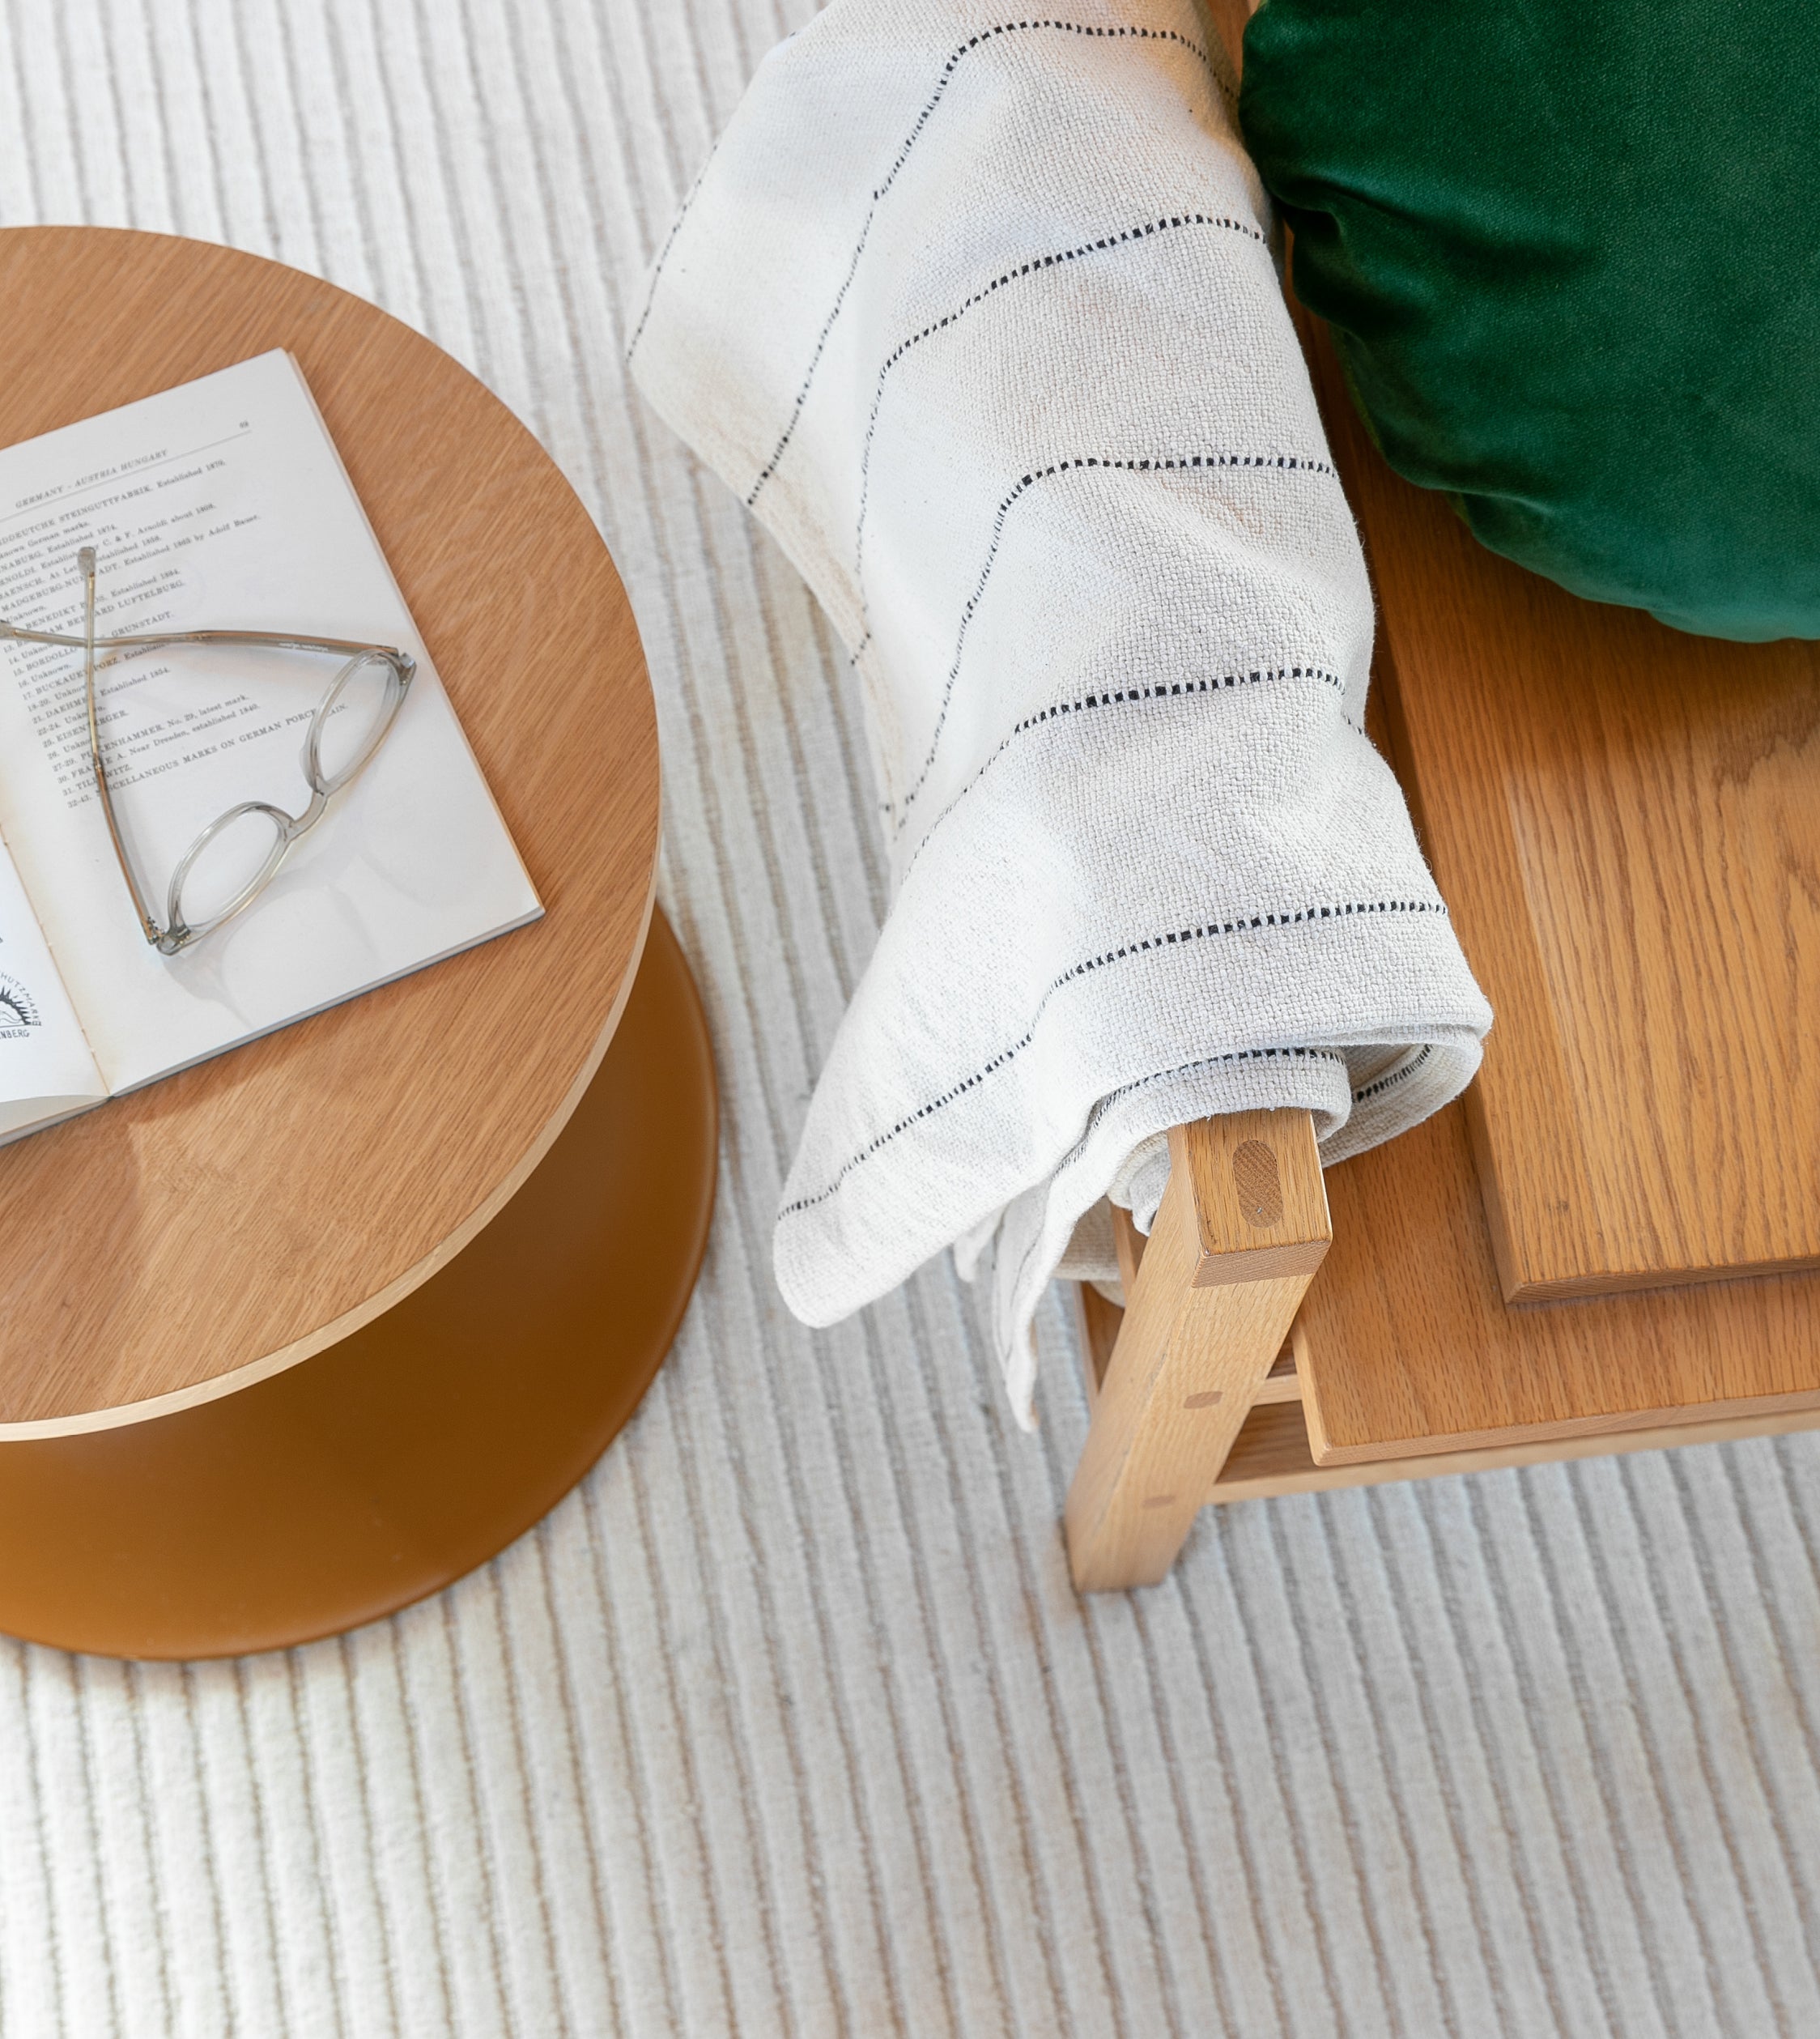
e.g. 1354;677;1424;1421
0;549;415;955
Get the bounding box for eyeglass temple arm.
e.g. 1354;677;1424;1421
1;620;410;666
75;548;165;949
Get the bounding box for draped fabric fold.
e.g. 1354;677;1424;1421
629;0;1491;1424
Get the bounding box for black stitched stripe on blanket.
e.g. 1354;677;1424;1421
779;900;1450;1218
745;20;1228;504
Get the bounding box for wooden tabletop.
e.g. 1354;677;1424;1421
1291;310;1820;1462
1193;0;1820;1469
1327;337;1820;1306
0;228;660;1435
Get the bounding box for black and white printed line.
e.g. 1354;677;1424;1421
744;19;1230;506
780;897;1450;1219
887;449;1342;837
851;208;1270;611
891;661;1355;895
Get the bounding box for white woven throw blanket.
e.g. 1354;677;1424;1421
630;0;1491;1424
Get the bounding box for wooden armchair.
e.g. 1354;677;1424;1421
1065;306;1820;1592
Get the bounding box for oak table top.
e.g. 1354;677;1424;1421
1192;0;1820;1475
0;227;660;1436
1291;310;1820;1462
1316;328;1820;1306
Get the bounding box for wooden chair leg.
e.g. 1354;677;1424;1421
1065;1109;1330;1590
1071;1279;1125;1411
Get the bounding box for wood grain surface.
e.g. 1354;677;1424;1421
1299;1094;1820;1463
1291;312;1820;1460
1179;1105;1330;1287
1300;289;1820;1305
1190;0;1820;1472
1067;1113;1327;1588
1210;1394;1820;1505
0;228;660;1432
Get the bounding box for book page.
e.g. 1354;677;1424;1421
0;351;542;1094
0;828;105;1139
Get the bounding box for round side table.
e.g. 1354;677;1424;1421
0;228;716;1658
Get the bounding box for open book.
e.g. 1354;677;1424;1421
0;350;542;1143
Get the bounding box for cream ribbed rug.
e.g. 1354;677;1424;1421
3;5;1819;2034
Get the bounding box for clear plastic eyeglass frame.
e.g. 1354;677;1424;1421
0;548;415;956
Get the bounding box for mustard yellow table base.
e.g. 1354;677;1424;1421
0;911;716;1660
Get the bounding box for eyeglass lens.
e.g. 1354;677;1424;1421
308;652;406;795
170;803;291;932
161;653;405;942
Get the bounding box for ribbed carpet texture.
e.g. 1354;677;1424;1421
2;4;1818;2035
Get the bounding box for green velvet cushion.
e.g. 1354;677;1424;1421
1239;0;1820;641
